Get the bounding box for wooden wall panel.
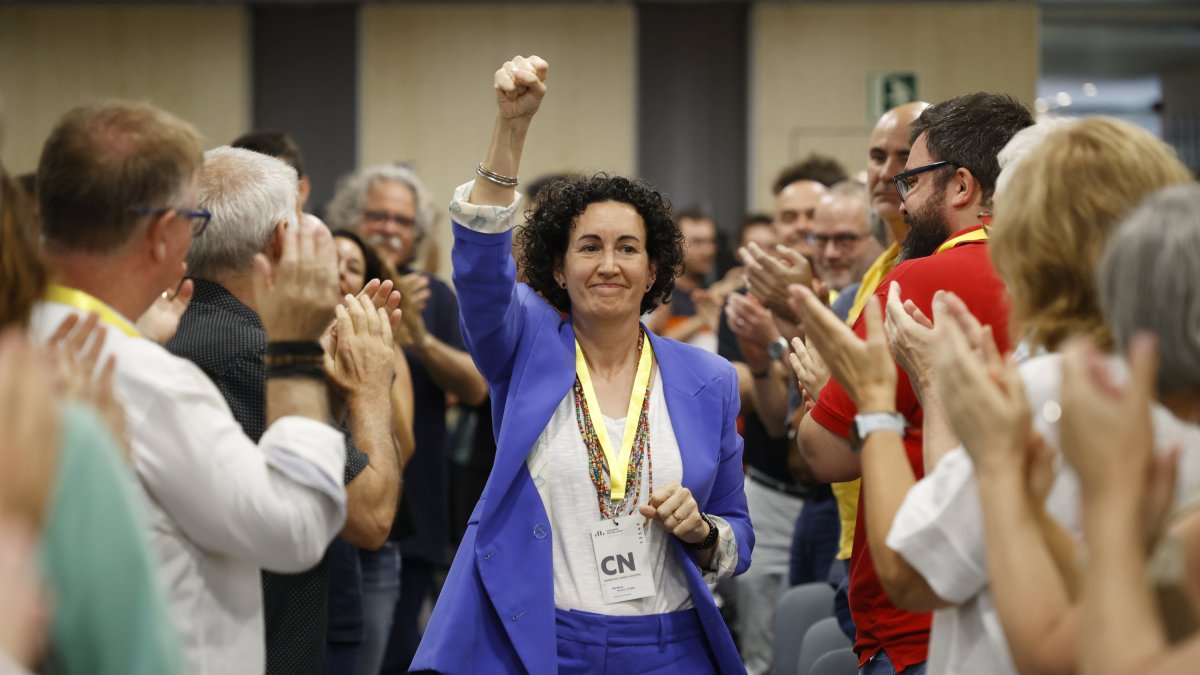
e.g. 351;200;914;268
360;4;636;275
0;6;250;175
751;3;1038;210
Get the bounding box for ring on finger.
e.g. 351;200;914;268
736;319;746;327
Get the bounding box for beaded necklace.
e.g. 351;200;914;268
573;329;654;519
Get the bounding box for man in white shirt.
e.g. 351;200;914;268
30;100;350;674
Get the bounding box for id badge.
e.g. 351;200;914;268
590;516;656;604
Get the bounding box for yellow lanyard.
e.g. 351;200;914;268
44;284;141;338
574;333;655;501
934;226;989;255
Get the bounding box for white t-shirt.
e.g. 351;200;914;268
526;370;736;615
886;352;1200;675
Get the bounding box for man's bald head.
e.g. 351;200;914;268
867;101;929;242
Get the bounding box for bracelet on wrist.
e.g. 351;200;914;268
264;341;325;378
266;362;326;380
476;163;519;188
266;340;323;357
685;512;720;550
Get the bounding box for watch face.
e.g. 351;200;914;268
768;338;786;359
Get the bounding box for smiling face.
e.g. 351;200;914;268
334;236;367;296
354;179;417;267
774;179;827;258
812;193;876;291
554;200;655;323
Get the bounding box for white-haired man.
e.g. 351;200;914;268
31;100;349;675
327;165;487;671
166;147;403;675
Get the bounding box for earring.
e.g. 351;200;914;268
560;281;567;288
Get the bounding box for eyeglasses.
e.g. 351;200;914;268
128;206;212;237
362;210;416;229
892;160;956;202
807;232;867;250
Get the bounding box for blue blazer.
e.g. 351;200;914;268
410;221;754;674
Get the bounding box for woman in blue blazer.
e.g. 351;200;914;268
411;55;753;675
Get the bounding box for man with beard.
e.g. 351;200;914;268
797;92;1033;675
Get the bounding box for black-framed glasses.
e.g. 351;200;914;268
892;160;955;202
807;232;867;250
128;206;212;237
362;210;416;229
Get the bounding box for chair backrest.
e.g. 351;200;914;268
773;582;835;675
808;648;859;675
797;616;853;675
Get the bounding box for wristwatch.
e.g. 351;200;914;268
850;412;905;452
766;336;789;360
686;512;720;550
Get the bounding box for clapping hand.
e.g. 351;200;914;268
136;279;194;345
395;273;431;349
1059;334;1177;546
883;284;988;405
740;242;813;324
789;284;896;413
788;335;830;402
0;330;62;527
321;278;402;357
932;308;1029;472
0;517;48;669
44;313;129;459
254;216;340;342
323;294;397;400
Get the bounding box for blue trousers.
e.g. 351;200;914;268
555;608;718;674
859;650;927;675
357;543;401;675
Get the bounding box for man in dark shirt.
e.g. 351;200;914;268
326;164;488;673
167;146;402;675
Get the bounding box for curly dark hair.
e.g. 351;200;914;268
516;173;684;315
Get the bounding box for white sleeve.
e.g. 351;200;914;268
132;376;346;574
886;447;989;604
700;515;738;584
448;180;523;234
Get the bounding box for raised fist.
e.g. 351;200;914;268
494;55;549;121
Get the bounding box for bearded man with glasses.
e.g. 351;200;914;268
797;92;1034;675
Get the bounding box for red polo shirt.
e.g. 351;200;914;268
810;225;1011;671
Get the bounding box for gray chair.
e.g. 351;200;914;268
797;616;853;675
773;583;835;675
808;648;858;675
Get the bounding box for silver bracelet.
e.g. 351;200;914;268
476;163;519;188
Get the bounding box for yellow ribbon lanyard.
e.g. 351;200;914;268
574;334;655;501
934;226;989;255
45;284;141;338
